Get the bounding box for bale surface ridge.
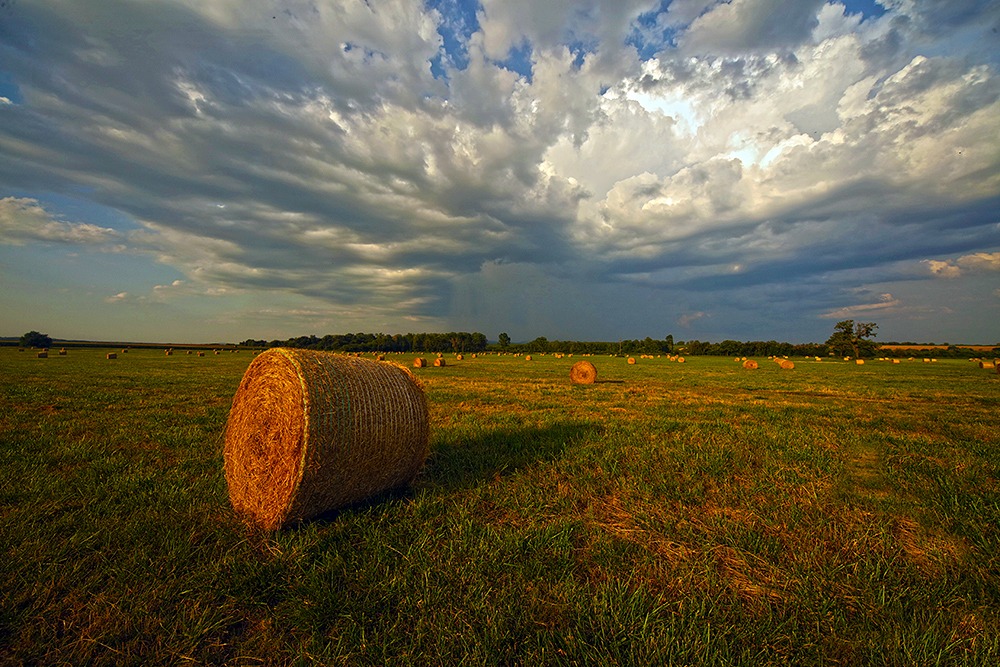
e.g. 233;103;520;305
224;348;430;530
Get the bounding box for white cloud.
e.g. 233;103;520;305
925;251;1000;278
0;197;121;246
820;293;902;319
0;1;998;343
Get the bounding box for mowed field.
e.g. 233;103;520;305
2;348;999;666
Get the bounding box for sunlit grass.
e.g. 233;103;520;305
2;349;998;664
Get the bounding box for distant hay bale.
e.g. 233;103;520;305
413;358;427;368
743;360;758;369
107;353;117;359
433;358;446;367
979;361;995;369
122;349;128;354
224;348;430;531
856;359;865;365
525;355;532;361
676;357;685;363
186;350;192;355
198;351;205;357
778;360;795;370
58;349;67;356
455;354;463;361
165;350;173;356
570;360;597;384
892;359;900;364
36;351;48;358
627;357;636;364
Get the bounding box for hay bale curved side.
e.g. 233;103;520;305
570;360;597;384
224;348;430;530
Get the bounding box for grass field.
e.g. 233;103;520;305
2;348;999;665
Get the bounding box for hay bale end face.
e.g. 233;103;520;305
106;353;117;359
570;360;597;384
224;348;430;531
742;359;758;369
627;357;636;364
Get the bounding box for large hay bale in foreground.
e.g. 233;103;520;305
570;360;597;384
224;348;430;530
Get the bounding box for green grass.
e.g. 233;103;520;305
2;349;999;665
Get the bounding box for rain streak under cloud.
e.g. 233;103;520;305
0;0;998;344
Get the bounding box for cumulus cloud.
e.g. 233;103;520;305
924;251;1000;277
0;0;998;342
0;197;121;246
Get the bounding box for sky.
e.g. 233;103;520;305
1;0;999;345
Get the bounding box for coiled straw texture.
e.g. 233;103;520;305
224;348;429;530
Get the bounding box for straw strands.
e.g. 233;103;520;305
224;348;430;531
570;360;597;384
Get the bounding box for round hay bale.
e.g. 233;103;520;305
224;348;430;530
676;357;685;363
627;357;636;364
525;355;532;361
165;350;173;356
892;359;900;364
570;360;597;384
433;358;446;367
198;351;205;357
106;353;117;359
58;349;67;356
856;359;865;365
742;360;758;369
978;361;995;369
36;351;48;358
413;357;427;368
455;354;463;361
778;360;795;370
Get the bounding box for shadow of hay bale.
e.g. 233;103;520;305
419;421;601;492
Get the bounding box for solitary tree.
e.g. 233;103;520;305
826;320;878;358
20;330;53;349
497;332;511;349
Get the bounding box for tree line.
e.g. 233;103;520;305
235;321;883;358
238;332;489;353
